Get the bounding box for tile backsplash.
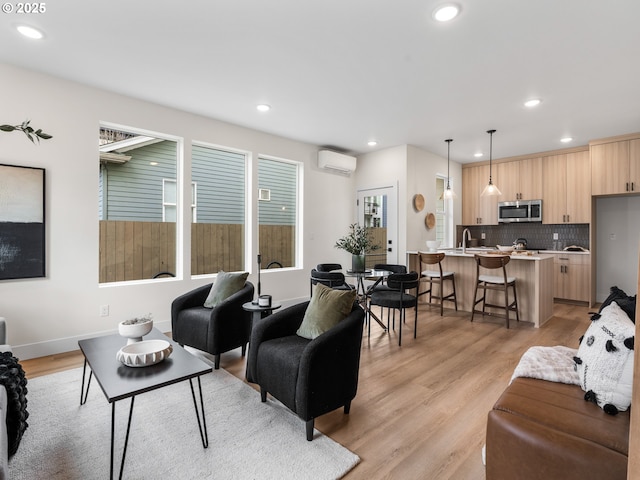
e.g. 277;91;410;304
456;223;589;251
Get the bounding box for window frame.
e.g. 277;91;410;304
257;154;303;271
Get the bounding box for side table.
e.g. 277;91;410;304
242;301;282;330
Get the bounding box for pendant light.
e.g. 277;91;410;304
481;129;502;196
441;138;456;199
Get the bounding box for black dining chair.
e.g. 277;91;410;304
368;271;419;346
309;269;353;297
367;264;407;325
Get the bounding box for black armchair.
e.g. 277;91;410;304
171;281;254;369
246;301;365;441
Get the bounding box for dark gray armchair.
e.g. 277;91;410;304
246;301;365;440
171;281;254;369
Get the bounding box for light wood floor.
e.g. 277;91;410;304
20;302;592;479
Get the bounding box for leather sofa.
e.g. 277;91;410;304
486;376;630;480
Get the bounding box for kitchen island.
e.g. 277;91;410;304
407;250;554;328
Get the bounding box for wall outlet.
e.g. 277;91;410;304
481;233;486;240
553;233;558;240
99;305;109;317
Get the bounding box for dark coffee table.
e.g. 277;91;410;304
78;328;212;480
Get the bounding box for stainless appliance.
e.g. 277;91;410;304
513;238;527;250
498;200;542;223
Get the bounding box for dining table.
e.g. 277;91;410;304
344;268;391;332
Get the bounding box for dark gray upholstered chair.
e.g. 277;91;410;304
246;301;365;441
368;272;419;346
171;281;254;369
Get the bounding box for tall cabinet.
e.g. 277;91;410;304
591;135;640;195
542;150;591;224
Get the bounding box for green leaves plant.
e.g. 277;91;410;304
1;120;53;143
335;223;381;255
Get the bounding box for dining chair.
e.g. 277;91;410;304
471;254;520;328
418;252;458;316
368;271;419;346
309;269;353;297
367;263;407;325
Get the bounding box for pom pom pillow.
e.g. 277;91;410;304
574;301;635;415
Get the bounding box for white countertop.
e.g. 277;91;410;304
406;249;552;260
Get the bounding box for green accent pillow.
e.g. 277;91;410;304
297;283;357;340
203;271;249;308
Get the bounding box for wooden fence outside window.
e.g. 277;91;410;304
99;221;294;283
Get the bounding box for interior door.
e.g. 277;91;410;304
357;186;397;266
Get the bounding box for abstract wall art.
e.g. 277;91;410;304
0;164;45;280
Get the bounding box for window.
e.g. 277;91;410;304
163;179;196;222
98;125;178;283
435;175;453;247
191;143;246;275
258;156;300;269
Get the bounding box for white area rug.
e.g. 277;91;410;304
9;365;359;479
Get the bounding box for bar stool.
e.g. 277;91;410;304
418;252;458;316
471;254;519;328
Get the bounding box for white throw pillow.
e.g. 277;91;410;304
574;301;635;414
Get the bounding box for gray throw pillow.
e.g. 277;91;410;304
203;271;249;308
296;283;357;340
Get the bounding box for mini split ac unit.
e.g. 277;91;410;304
318;150;357;174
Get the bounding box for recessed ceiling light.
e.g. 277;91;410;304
474;152;484;158
368;141;377;147
524;99;541;108
433;4;460;22
16;25;44;39
256;104;271;112
560;137;573;143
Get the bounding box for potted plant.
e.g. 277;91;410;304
335;223;381;272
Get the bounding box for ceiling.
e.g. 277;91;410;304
2;0;639;163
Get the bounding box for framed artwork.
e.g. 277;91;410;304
0;164;45;280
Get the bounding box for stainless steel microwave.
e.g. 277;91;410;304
498;200;542;223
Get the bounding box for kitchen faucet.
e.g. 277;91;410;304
462;228;471;254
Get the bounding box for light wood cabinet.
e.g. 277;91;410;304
496;157;542;200
591;138;640;195
462;164;498;225
542;150;590;224
552;253;590;302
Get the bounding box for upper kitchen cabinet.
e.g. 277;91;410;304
542;150;590;224
496;157;542;201
591;134;640;195
462;164;499;225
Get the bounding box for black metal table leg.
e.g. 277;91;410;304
189;376;209;448
80;359;93;405
111;396;136;480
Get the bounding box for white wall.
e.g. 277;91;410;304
355;145;407;265
0;63;355;359
595;196;640;300
354;144;462;266
406;145;462;252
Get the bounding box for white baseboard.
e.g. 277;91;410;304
13;320;172;360
12;296;309;361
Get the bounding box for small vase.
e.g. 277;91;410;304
352;254;366;273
